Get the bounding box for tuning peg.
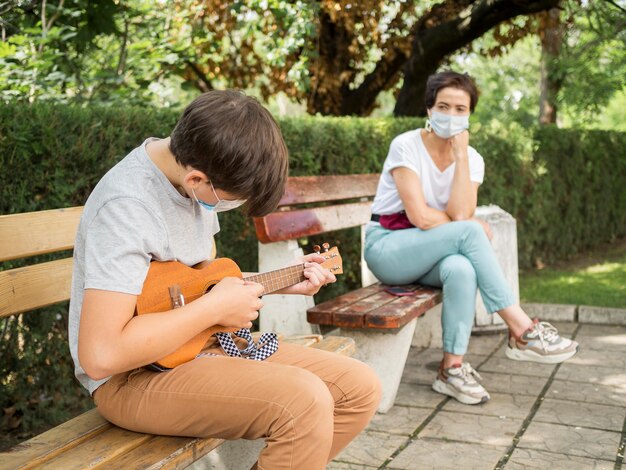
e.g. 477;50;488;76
313;244;321;254
322;242;330;252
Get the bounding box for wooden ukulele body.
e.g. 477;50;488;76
136;258;241;369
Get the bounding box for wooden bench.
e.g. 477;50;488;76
0;206;356;469
253;175;444;413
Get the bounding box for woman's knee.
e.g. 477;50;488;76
439;254;476;283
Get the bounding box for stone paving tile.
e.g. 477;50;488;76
546;378;626;407
477;371;549;396
549;321;579;335
394;383;447;409
506;448;615;469
332;430;406;467
576;334;626;352
566;347;626;368
442;392;535;419
367;405;432;436
326;463;377;469
466;332;506;355
479;356;557;378
402;349;488;385
386;438;507;470
555;362;626;386
578;324;626;336
419;411;522;448
517;421;621;460
533;398;625;431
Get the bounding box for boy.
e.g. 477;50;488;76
69;90;381;469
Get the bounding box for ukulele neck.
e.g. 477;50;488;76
244;264;306;294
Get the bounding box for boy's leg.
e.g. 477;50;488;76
266;342;382;461
93;343;380;469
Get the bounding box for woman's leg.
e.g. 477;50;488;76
419;255;490;405
365;221;515;314
419;254;478;363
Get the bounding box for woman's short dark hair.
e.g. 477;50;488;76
424;71;479;113
169;90;289;217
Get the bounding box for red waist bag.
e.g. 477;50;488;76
379;211;414;230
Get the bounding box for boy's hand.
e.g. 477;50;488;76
204;277;264;329
279;253;337;296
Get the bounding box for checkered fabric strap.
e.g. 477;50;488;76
214;328;279;361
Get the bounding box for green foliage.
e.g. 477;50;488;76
520;244;626;309
1;102;625;446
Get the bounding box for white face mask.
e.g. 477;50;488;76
191;183;245;213
427;110;469;139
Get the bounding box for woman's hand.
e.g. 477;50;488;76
449;130;469;161
278;253;337;296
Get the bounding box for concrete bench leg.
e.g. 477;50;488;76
258;240;320;336
186;439;265;470
335;318;418;413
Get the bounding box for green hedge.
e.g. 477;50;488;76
1;103;625;446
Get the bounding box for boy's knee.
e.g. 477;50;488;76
339;359;382;411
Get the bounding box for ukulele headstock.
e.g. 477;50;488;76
313;243;343;275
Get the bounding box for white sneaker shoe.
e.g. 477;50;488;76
432;362;490;405
506;319;579;364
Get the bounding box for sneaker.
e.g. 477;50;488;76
432;362;490;405
506;319;579;364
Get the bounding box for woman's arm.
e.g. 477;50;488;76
392;167;451;230
446;131;479;220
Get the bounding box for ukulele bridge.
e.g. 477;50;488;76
169;285;185;309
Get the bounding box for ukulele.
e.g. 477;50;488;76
136;243;343;369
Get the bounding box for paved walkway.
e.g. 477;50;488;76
329;322;626;469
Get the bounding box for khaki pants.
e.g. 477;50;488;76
93;341;381;469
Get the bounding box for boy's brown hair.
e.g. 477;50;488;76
170;90;289;217
424;71;479;113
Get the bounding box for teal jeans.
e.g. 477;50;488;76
364;221;515;355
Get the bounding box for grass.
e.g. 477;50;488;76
520;238;626;309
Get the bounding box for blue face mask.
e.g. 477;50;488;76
427;110;469;139
191;183;245;213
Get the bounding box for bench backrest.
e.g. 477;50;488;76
254;174;380;243
0;207;83;318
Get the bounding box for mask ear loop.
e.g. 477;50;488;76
425;117;432;133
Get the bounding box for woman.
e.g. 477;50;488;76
364;71;578;405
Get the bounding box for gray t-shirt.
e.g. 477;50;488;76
68;138;220;395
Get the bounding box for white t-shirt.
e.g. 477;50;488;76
371;129;485;215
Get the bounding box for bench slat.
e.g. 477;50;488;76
1;408;110;469
278;174;379;206
0;258;73;317
365;289;442;329
0;207;82;262
311;336;356;356
99;435;224;470
307;284;388;325
35;426;153;469
308;283;442;330
254;201;372;243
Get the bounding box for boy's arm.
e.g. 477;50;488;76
78;277;264;380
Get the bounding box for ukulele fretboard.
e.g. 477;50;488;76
245;264;307;294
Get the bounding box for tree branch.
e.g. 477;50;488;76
394;0;560;116
186;61;214;92
602;0;626;14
